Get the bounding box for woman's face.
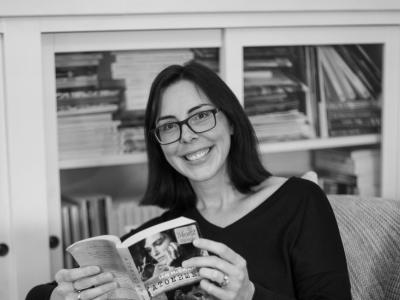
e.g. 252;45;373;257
157;80;232;184
144;232;173;265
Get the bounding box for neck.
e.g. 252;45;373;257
190;175;244;212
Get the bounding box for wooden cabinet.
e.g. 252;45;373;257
1;4;400;299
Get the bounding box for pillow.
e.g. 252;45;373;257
301;171;318;184
385;256;400;299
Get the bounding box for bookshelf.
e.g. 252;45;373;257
2;4;400;299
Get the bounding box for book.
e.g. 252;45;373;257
62;194;114;239
67;216;209;300
313;148;381;196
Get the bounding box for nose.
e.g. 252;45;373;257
152;247;159;257
179;123;198;143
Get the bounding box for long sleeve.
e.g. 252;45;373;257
25;281;57;300
290;184;352;299
252;282;295;300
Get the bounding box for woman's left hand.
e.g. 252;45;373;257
182;238;255;300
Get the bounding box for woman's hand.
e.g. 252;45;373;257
182;238;255;300
50;266;118;300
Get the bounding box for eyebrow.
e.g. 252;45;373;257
156;104;212;122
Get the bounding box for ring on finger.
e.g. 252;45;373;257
220;274;230;287
76;289;82;300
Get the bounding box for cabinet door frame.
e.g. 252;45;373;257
42;28;222;275
2;19;51;299
223;25;400;199
0;32;16;300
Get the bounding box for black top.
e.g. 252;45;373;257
26;177;352;300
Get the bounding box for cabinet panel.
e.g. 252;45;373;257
0;33;14;300
3;20;51;298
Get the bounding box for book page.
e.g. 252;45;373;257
67;236;143;300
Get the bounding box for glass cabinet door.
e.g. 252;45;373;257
42;29;222;272
223;26;400;198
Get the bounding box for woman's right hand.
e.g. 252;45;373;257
50;266;118;300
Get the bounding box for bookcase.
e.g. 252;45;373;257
2;3;400;299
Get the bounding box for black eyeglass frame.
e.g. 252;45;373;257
152;108;220;145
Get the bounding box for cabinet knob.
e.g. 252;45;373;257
49;236;60;249
0;243;9;256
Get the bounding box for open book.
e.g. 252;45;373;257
67;216;208;300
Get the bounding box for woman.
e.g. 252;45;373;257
27;62;351;300
137;231;181;281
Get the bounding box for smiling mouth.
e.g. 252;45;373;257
184;147;211;161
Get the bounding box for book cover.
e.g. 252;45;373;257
67;216;210;300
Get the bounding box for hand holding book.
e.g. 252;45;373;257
182;238;255;300
51;265;119;300
61;217;209;300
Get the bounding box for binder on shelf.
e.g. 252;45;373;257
61;194;114;242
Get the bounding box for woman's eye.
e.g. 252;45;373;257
194;111;211;120
159;123;176;132
154;236;165;246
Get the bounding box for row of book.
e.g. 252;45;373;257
242;45;381;142
313;147;380;196
316;45;381;137
61;193;165;268
61;194;113;268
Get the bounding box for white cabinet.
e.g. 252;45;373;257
1;6;400;299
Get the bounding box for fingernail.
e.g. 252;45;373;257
182;260;188;267
193;239;199;246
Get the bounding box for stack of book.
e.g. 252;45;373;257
57;103;122;160
111;49;195;110
61;194;114;268
115;110;146;154
313;147;381;196
316;45;382;137
56;52;102;89
112;199;166;236
56;52;124;160
243;46;316;142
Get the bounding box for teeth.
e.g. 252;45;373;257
185;148;210;161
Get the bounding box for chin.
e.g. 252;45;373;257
186;165;225;183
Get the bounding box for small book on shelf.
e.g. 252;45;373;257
67;216;208;300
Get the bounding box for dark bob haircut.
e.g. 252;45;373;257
141;61;271;211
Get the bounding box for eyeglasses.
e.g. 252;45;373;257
152;108;220;145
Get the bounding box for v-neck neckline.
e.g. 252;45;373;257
191;177;293;231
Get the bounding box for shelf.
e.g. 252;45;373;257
259;134;380;153
59;134;380;169
59;152;147;170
